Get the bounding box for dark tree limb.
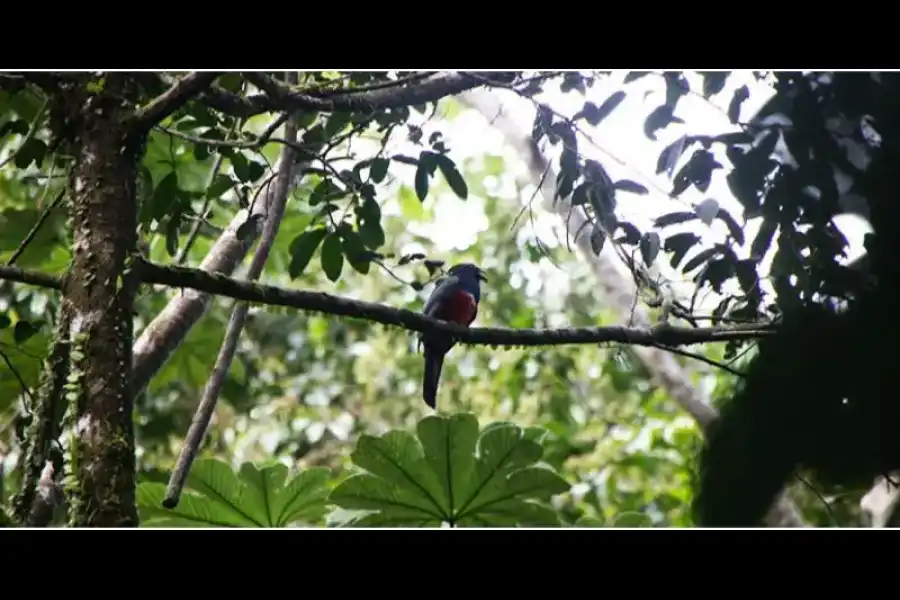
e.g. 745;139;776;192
0;260;774;349
132;72;222;131
197;71;519;117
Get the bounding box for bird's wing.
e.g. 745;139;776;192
423;275;461;317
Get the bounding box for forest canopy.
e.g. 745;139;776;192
0;70;897;528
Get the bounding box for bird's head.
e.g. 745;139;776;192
448;263;487;284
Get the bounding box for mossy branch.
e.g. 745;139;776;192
0;259;775;349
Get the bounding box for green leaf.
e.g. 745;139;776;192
13;138;47;169
339;226;372;275
288;227;327;278
357;197;385;250
165;215;181;257
150;171;180;221
328;413;570;527
574;515;605;527
13;320;38;345
320;232;344;282
433;154;468;200
611;511;653;527
369;157;390;184
137;458;330;527
206;174;234;199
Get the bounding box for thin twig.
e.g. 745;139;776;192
0;98;49;171
163;79;301;509
0;349;36;403
7;189;64;265
650;342;745;377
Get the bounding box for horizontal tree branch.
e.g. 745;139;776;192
0;260;775;349
199;71;519;118
132;72;223;130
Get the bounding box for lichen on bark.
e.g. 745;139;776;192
58;76;146;526
12;301;72;525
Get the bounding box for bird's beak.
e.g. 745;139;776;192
477;269;488;282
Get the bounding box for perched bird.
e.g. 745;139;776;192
420;263;487;409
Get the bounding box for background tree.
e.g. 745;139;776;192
0;70;889;527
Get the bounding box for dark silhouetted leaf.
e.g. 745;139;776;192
289;227;327;278
590;228;606;254
664;232;701;269
14;138;47;169
698;258;735;293
694;198;720;225
750;219;777;260
433;154;468;200
654;211;698;228
369;158;389;184
640;232;661;266
414;163;430;202
150;171;181;221
727;85;750;124
571;182;590;206
663;72;689;108
700;72;728;97
578;91;626;126
0;314;10;330
206;174;234;199
656;136;688;177
165;215;181;257
357;197;385;250
624;72;650;84
614;179;649;195
13;320;38;345
532;104;553;143
644;105;684;141
682;246;719;274
615;222;642;245
340;226;372;275
716;208;745;245
392;154;419;166
321;232;344;282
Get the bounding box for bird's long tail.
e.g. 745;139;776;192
422;346;445;409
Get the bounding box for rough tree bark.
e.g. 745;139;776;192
60;75;146;526
460;89;806;527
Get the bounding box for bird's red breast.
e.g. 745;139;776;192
436;289;478;326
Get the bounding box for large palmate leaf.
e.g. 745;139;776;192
137;458;330;527
327;413;571;527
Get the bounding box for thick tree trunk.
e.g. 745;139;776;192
61;77;145;526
